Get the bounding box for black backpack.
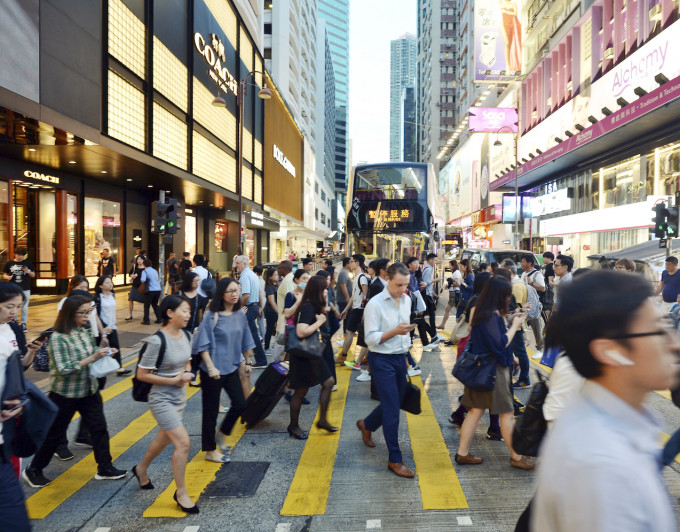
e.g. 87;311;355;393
200;271;216;299
132;329;191;402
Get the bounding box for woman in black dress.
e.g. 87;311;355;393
287;276;337;439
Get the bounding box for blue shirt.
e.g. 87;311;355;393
533;381;675;532
661;269;680;303
239;267;260;304
192;310;256;375
469;313;513;367
461;273;474;302
141;267;161;291
422;264;434;296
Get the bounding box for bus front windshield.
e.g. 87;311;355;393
354;166;427;202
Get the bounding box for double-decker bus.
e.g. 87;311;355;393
345;162;443;263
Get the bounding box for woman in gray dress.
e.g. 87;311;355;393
132;295;198;514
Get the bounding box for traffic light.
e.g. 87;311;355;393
652;201;668;239
155;201;172;234
667;204;679;237
166;198;179;235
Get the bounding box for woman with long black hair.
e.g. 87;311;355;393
93;275;129;376
177;271;209;387
193;278;254;463
287;276;337;439
454;275;533;469
456;259;475;318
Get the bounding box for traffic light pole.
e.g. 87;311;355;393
159;190;165;297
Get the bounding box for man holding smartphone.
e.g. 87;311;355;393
357;262;417;478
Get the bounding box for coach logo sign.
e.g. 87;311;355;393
23;170;60;184
194;32;238;96
273;144;296;177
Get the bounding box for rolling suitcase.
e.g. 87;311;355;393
240;361;289;428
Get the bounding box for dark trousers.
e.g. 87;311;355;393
30;392;112;472
322;336;337;383
264;308;278;350
415;318;431;346
363;352;407;463
337;300;347;333
246;304;268;366
105;329;122;367
424;294;437;337
200;369;247;451
143;291;161;322
511;328;530;383
0;459;30;532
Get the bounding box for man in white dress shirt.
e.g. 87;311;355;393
356;263;417;478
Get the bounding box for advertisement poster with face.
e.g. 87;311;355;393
474;0;523;82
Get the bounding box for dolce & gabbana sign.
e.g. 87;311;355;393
194;32;238;96
273;144;296;178
23;170;60;184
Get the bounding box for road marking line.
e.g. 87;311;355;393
280;365;352;516
26;386;201;519
183;527;200;532
143;403;248;517
366;519;382;529
405;375;469;510
275;524;292;532
93;528;111;532
457;516;473;526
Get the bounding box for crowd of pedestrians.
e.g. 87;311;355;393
1;247;679;530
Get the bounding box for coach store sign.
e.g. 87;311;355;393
24;169;60;184
194;32;238;96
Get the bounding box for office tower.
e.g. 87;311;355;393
390;33;417;161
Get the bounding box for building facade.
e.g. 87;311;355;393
0;0;290;293
402;86;417;162
390;33;417;161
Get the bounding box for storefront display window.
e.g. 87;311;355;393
245;229;255;265
654;141;680;196
185;214;196;258
215;220;228;253
67;194;78;278
37;190;56;278
600;155;643;209
84;197;121;279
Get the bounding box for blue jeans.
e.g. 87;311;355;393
406;350;417;368
246;304;268;366
0;460;30;532
363;352;408;463
511;328;530;383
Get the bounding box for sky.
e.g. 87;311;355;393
349;0;417;166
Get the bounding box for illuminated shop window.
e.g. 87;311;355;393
241;165;253;200
192;131;237;192
254;174;263;205
204;0;238;49
153;37;188;112
153;102;188;170
254;139;263;170
242;128;253;163
193;77;237;149
108;70;145;150
108;0;145;78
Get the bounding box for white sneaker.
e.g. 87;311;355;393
407;366;422;377
336;339;345;346
356;370;371;382
422;341;440;351
532;351;543;359
332;385;339;391
432;336;443;344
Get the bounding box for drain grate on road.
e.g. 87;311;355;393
203;461;270;498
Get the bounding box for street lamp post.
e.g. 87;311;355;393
213;71;272;255
493;125;520;248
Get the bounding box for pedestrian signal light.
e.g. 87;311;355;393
652;202;668;239
667;205;679;237
155;201;172;234
166;198;179;235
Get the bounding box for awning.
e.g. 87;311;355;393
586;239;666;263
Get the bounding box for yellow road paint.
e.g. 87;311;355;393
406;375;469;510
280;367;352;516
659;432;680;466
26;385;201;519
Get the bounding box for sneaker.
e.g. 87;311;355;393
189;380;201;387
413;333;420;339
422;341;440;351
356;370;371;382
513;400;525;417
23;468;50;488
344;360;362;371
435;335;446;342
336;339;345;346
512;380;531;389
407;366;422;377
486;430;504;441
252;364;268;369
73;438;93;448
54;447;74;461
94;464;128;480
331;385;339;391
532;351;543;359
449;411;466;427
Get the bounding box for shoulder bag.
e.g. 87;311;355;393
138;275;149;295
452;343;497;392
450;313;470;342
512;371;549;457
285;312;325;360
3;350;26;401
400;376;421;415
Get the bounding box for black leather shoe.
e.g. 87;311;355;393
287;426;309;440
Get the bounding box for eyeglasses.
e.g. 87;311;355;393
226;289;241;295
610;318;677;340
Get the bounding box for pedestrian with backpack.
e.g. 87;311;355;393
520;254;545;355
192;278;254;464
132;295;197;513
192;254;215;300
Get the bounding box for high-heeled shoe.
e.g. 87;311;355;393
315;422;339;433
131;465;154;490
287;426;308;440
173;490;199;514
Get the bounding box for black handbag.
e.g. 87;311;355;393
452;344;497;392
512;371;549;457
285;324;324;360
401;376;421;415
3;350;27;401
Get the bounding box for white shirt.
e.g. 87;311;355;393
364;290;413;354
521;268;545;290
450;270;462;292
351;272;369;309
532;381;676;532
542;355;585;422
98;292;117;330
193;266;209;298
0;323;20;445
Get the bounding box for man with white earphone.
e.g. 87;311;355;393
530;270;680;532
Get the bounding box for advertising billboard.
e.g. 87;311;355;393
469;107;518;132
474;0;523;82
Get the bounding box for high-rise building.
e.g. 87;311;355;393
316;20;336;191
416;0;457;171
401;86;417;162
317;0;350;197
390;33;417;161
